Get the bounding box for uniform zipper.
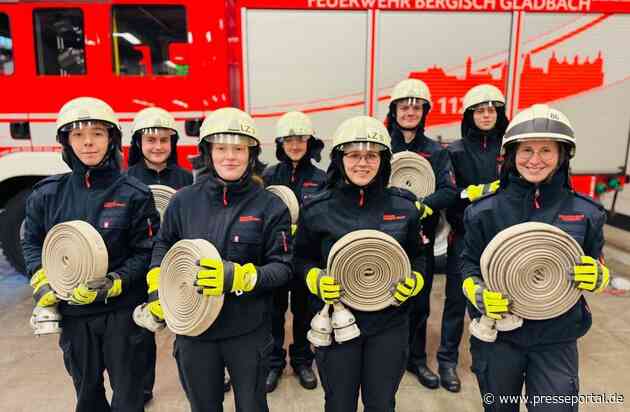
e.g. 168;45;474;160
533;187;541;209
359;189;365;207
84;170;91;188
223;186;228;207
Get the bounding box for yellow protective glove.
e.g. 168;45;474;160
571;256;610;293
393;271;424;304
195;258;258;296
306;268;341;304
466;180;500;202
462;276;509;320
291;224;298;237
146;267;164;321
415;201;434;220
69;273;122;305
30;268;59;307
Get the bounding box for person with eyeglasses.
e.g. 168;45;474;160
438;84;510;393
386;78;458;390
293;115;427;412
262;111;326;393
461;104;609;411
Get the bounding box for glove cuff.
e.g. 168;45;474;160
306;268;322;296
147;267;161;293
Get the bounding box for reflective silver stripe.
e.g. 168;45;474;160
505;118;573;140
148;291;159;303
33;283;53;304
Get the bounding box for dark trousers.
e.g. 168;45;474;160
173;325;273;412
143;332;156;396
436;234;467;368
270;277;314;371
470;337;579;412
315;320;409;412
408;244;434;367
59;308;146;412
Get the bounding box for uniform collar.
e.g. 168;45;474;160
505;168;568;205
202;173;259;206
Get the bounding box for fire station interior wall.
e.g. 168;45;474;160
376;11;513;144
243;9;368;165
518;13;630;175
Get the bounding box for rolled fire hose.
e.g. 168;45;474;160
472;222;584;341
327;229;410;311
389;151;436;199
266;185;300;224
42;220;109;300
159;239;224;336
149;184;177;222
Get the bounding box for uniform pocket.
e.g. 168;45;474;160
379;220;408;245
228;231;263;262
301;186;320;203
556;220;587;247
99;211;130;230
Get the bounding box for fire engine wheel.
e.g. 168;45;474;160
0;188;30;276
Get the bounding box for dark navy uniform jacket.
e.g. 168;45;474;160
23;156;160;317
446;128;503;235
262;160;326;206
462;171;605;349
127;162;192;190
150;173;292;340
293;184;427;337
391;128;457;241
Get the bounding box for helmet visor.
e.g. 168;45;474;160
279;135;310;144
59;120;114;133
139;127;177;137
470;101;505;111
394;97;427;107
338;142;387;153
204;133;258;147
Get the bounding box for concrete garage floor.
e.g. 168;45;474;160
1;231;629;412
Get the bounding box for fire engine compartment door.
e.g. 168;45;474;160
376;11;513;145
241;9;369;165
518;13;630;176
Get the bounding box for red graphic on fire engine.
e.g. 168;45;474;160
408;52;603;127
519;52;603;109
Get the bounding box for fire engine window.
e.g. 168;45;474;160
112;5;188;76
33;9;86;75
0;13;14;75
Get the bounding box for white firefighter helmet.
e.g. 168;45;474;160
276;111;314;139
132;107;177;136
199;107;259;147
56;97;120;133
389;78;432;107
332;116;391;152
463;84;505;111
502;104;576;156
